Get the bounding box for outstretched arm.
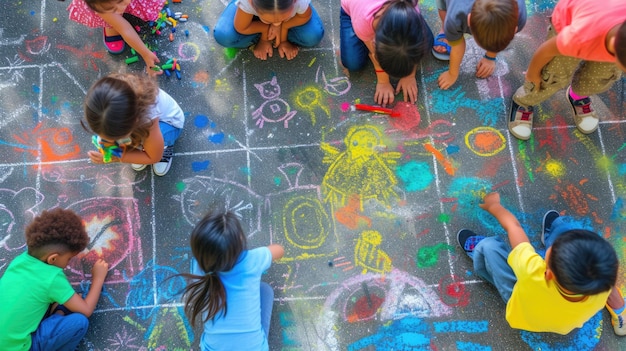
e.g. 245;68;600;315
438;37;465;89
98;13;160;74
268;244;285;261
479;192;529;248
364;41;395;106
63;259;108;317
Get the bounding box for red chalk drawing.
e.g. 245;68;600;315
438;274;470;307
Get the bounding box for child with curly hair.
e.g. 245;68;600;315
83;73;185;176
0;208;109;351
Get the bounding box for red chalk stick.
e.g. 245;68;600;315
355;104;400;117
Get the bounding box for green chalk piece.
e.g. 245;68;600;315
224;47;237;59
131;48;136;55
161;63;173;70
125;56;139;64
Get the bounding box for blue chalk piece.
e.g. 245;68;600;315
185;29;189;37
175;70;181;80
30;11;36;15
208;132;225;144
202;25;210;33
161;22;166;28
164;69;171;77
171;27;176;33
194;115;209;128
192;160;210;172
32;85;40;93
166;7;172;17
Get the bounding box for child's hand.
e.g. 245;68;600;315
476;57;495;78
525;70;542;92
253;39;274;60
437;70;458;90
142;52;161;76
277;42;299;60
374;82;395;107
88;150;106;164
91;259;109;282
267;24;282;48
479;192;501;211
396;75;418;104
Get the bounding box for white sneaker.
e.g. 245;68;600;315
131;163;148;171
153;146;174;176
566;86;598;134
608;305;626;336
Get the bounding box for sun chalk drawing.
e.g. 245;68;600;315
396;161;433;192
252;75;297;128
177;41;201;62
321;125;401;209
316;269;452;350
65;197;143;284
354;230;392;274
520;311;602;351
464;126;506;157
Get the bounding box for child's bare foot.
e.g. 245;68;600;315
277;42;299;60
432;32;450;61
253;40;274;60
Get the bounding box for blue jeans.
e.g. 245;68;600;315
31;313;89;351
339;8;434;72
213;0;324;48
339;8;369;71
472;216;579;303
159;121;181;147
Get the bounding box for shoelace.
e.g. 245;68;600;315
159;147;173;162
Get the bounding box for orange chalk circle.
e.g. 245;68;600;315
464;126;506;157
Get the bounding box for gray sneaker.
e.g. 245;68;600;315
153;146;174;176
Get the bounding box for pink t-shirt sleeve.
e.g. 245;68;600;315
551;0;626;62
341;0;420;42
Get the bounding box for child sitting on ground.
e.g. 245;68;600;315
508;0;626;140
457;192;625;335
432;0;527;89
0;208;109;351
213;0;324;61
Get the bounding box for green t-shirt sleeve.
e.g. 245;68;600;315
49;271;77;305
